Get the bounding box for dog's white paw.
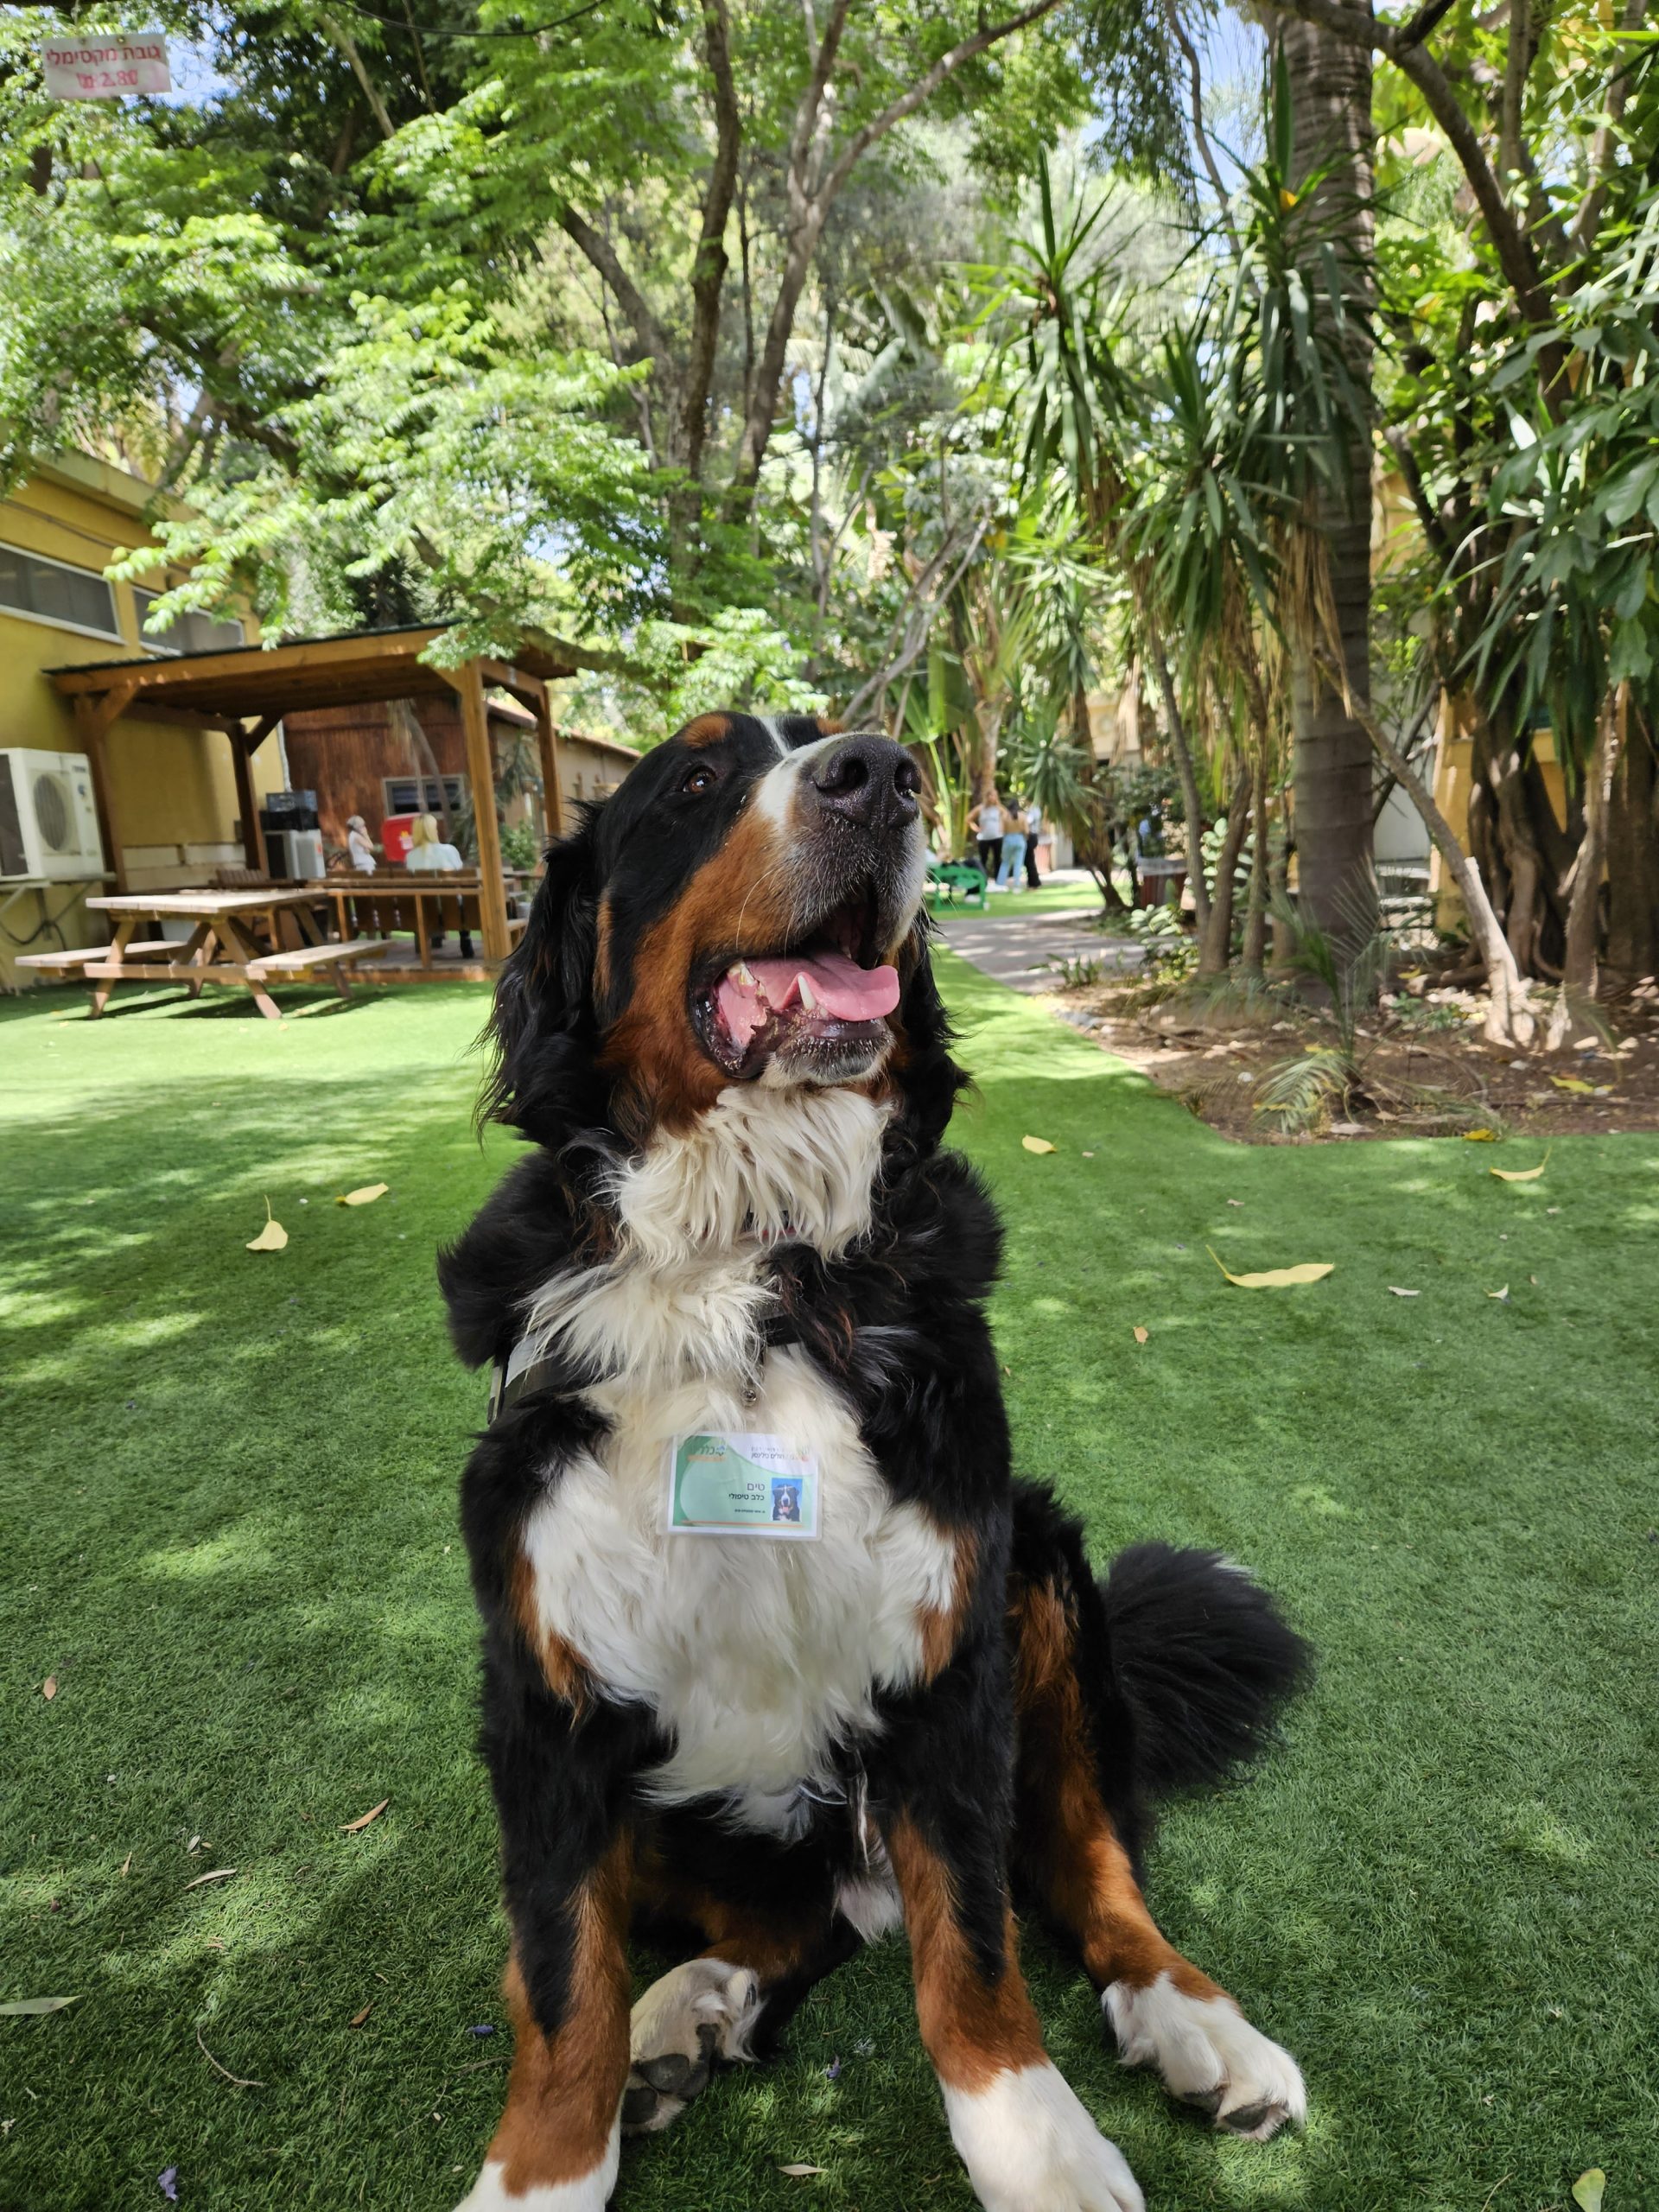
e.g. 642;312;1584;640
451;2144;616;2211
944;2063;1145;2212
1104;1972;1306;2139
620;1955;762;2134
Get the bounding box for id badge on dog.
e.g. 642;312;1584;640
665;1433;820;1541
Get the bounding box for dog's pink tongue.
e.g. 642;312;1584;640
750;951;900;1020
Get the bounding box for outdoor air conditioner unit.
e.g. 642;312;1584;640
0;749;105;883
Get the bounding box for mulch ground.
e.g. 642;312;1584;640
1039;959;1659;1143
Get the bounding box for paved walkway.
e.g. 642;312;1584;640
936;902;1146;995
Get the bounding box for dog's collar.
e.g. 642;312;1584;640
486;1308;804;1425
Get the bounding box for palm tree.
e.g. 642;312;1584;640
1272;24;1380;966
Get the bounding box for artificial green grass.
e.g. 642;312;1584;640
3;963;1656;2212
933;880;1113;919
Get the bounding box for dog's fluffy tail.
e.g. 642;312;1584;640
1099;1540;1311;1802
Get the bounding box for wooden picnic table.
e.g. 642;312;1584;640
70;889;387;1020
325;875;529;969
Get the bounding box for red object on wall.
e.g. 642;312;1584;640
382;814;416;866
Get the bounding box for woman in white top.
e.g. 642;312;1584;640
968;795;1006;880
346;814;377;874
404;813;474;957
404;813;465;872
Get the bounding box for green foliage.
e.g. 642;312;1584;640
1476;180;1659;751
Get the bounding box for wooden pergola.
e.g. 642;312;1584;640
48;625;574;963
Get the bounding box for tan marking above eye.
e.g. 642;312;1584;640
677;713;734;750
815;715;845;736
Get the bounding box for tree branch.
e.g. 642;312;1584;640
556;207;672;383
729;0;1065;495
1164;0;1240;249
819;0;1066;209
318;13;396;142
1498;0;1529;182
680;0;741;481
1573;0;1649;251
1394;0;1459;48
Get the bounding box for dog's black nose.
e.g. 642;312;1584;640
811;735;920;832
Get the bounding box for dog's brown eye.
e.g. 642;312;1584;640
682;765;715;794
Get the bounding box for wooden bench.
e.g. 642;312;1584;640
245;938;391;983
926;861;988;912
16;939;181;973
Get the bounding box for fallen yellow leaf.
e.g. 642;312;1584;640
1462;1128;1497;1142
341;1798;390;1833
1491;1148;1551;1183
1206;1248;1333;1288
1133;1325;1149;1344
779;2168;827;2179
1020;1136;1056;1154
337;1183;389;1207
41;1676;57;1700
1573;2171;1605;2212
246;1198;288;1253
1552;1075;1594;1094
181;1867;238;1891
349;2002;374;2028
1487;1285;1510;1301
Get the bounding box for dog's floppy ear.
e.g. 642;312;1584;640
889;921;968;1147
480;817;607;1139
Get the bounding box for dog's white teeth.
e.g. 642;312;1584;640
731;960;757;988
796;972;817;1011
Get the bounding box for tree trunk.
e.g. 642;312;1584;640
1603;699;1659;992
1546;685;1620;1043
1241;753;1271;976
1198;763;1255;976
1147;629;1211;933
1339;668;1534;1046
1470;702;1567;980
1280;18;1379;972
391;700;452;839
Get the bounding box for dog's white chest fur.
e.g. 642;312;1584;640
515;1085;955;1829
521;1346;954;1826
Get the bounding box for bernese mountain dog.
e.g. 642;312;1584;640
439;713;1310;2212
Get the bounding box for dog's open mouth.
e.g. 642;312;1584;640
692;893;901;1080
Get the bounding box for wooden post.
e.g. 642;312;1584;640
224;724;263;871
457;659;512;963
72;689;128;893
531;684;564;841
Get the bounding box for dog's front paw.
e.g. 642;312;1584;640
944;2063;1144;2212
621;1955;762;2134
1104;1973;1306;2139
452;2154;614;2210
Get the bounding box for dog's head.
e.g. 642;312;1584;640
484;711;963;1154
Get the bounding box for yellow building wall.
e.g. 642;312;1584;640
0;454;269;991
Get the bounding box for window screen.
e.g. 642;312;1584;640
133;588;245;654
384;775;467;815
0;543;119;637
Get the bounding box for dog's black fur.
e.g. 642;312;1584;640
439;712;1309;2202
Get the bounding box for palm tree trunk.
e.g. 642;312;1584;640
1280;18;1379;972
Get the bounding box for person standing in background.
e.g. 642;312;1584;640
996;810;1027;893
345;814;377;874
1023;798;1044;889
968;792;1005;882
